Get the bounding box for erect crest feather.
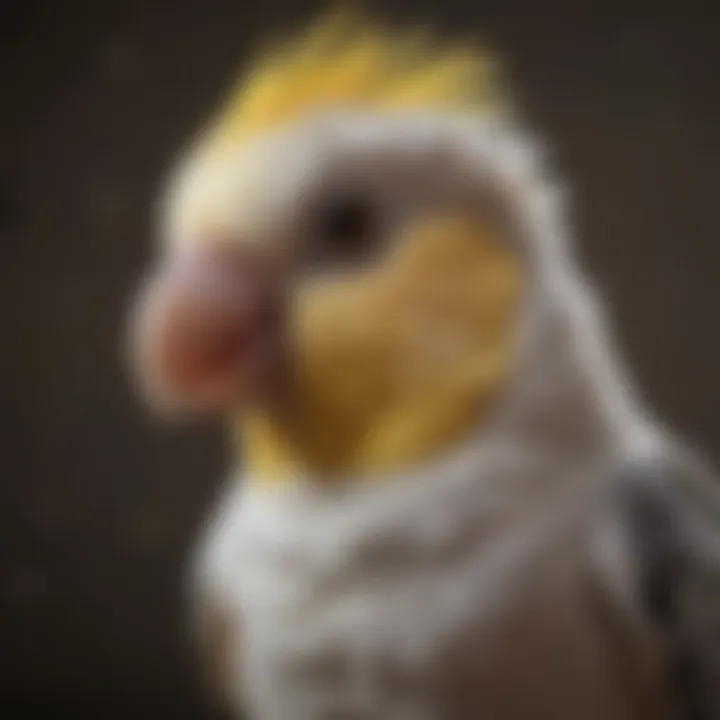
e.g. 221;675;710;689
205;9;507;149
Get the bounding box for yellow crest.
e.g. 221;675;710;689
206;9;506;149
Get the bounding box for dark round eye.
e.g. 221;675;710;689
315;193;377;261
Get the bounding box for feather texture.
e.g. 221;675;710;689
206;10;505;150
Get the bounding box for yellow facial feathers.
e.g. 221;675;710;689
241;216;523;481
207;11;505;149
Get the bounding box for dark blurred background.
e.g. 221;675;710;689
1;0;718;717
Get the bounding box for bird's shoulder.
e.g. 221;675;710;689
601;431;720;720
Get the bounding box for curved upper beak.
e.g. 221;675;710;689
130;243;282;415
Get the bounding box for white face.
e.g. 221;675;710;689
132;108;576;477
161;111;542;271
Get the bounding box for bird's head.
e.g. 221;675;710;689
130;13;568;481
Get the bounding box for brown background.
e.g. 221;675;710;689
1;0;718;718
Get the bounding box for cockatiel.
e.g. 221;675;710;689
130;12;720;720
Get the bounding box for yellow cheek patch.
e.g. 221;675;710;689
240;216;523;481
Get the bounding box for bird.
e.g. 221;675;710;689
129;10;720;720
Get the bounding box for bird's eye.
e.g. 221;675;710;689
312;193;378;264
322;195;373;242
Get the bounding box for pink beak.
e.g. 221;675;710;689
131;244;280;414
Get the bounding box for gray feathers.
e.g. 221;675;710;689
612;449;720;720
